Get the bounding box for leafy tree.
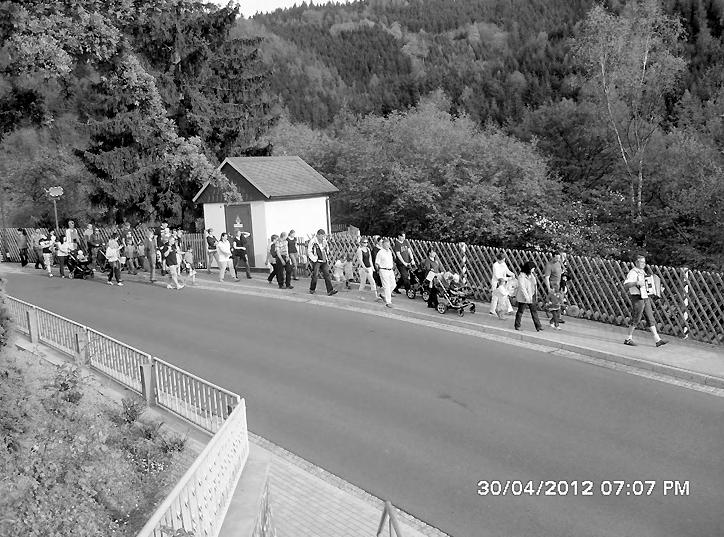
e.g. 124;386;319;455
573;0;687;225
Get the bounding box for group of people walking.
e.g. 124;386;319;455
13;223;670;347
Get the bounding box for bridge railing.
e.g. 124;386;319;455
135;400;250;537
4;294;265;536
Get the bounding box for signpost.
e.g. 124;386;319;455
46;186;64;235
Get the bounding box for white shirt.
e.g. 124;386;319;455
491;260;514;287
375;248;394;270
625;267;648;298
217;240;232;263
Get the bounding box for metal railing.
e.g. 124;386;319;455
154;357;240;434
5;295;255;536
135;400;250;537
87;328;150;394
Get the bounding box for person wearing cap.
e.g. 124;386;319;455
375;238;395;307
307;229;337;296
40;232;55;277
355;237;377;298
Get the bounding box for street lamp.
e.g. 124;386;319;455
45;186;64;235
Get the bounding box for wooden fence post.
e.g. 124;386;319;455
460;242;467;285
682;266;690;339
140;358;156;407
27;307;39;344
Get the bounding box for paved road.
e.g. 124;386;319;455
5;272;723;537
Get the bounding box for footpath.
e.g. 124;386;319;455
5;262;724;537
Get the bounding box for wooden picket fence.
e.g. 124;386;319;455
325;233;724;346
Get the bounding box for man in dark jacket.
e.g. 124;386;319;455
232;230;252;279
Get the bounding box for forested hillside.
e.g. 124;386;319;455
250;0;724;270
0;0;721;270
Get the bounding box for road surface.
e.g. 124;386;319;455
5;272;723;537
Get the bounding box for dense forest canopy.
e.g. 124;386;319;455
0;0;721;270
251;0;723;270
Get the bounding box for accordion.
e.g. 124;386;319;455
644;275;662;298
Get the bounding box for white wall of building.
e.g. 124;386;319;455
203;197;329;269
202;203;226;268
249;201;267;267
264;197;328;242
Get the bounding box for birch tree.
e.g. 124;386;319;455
574;0;687;224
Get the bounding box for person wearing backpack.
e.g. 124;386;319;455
623;255;668;347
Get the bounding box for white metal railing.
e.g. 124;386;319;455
6;295;253;536
87;328;150;394
135;400;250;537
6;295;32;335
35;306;86;357
154;357;240;434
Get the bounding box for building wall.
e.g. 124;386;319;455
263;197;328;243
202;203;226;268
204;197;329;269
249;201;267;267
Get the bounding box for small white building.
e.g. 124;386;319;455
193;156;339;268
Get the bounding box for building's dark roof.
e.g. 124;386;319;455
193;156;338;204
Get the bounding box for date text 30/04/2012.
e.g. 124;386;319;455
476;480;690;497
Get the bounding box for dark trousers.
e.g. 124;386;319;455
373;270;382;288
233;254;252;278
20;248;28;267
427;285;438;308
514;302;542;330
107;260;122;283
276;258;292;287
34;247;44;269
267;262;277;282
395;264;411;291
310;261;334;293
58;256;67;277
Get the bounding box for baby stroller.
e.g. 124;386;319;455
434;276;476;316
405;267;430;301
66;250;95;279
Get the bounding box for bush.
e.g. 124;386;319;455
0;351;189;536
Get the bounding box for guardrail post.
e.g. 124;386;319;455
140;357;157;407
75;328;89;365
27;307;39;344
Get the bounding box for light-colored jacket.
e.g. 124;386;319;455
516;273;537;304
307;236;328;263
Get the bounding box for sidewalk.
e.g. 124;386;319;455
122;265;724;390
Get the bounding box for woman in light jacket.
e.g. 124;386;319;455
217;232;236;282
514;261;543;332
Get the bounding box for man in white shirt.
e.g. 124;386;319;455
490;253;515;315
623;255;667;347
375;238;396;308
